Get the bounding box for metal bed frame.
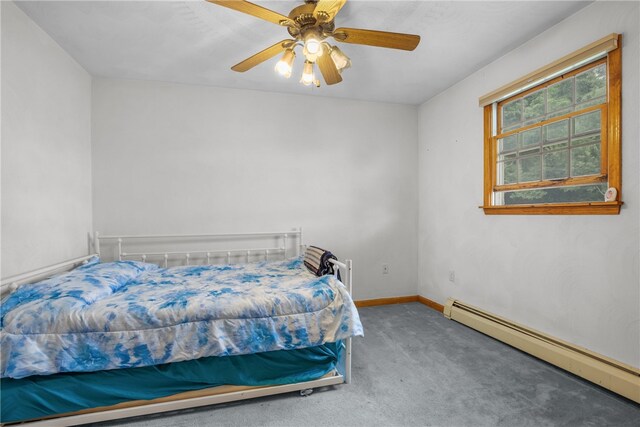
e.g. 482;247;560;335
0;229;354;427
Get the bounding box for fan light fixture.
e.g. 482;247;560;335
302;45;321;62
329;45;351;72
281;42;351;87
304;33;322;56
300;60;315;86
275;49;295;78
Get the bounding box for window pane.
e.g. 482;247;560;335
546;108;572;119
575;97;605;110
543;141;568;151
547;79;573;113
519;156;541;182
571;144;600;176
499;160;518;184
521;127;541;148
498;152;517;162
500;62;606;135
502;99;522;129
572;133;600;147
573;110;601;135
576;64;606;104
544;119;569;141
502;183;607;205
519;147;540;156
523;90;545;121
543;150;569;179
499;134;518;153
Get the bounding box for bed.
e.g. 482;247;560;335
0;229;362;426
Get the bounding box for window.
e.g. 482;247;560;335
480;34;622;215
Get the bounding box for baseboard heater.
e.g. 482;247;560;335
443;298;640;403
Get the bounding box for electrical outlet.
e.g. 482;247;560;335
382;264;390;274
449;270;455;283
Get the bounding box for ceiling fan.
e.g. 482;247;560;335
207;0;420;87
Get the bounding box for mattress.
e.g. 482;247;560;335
1;257;362;379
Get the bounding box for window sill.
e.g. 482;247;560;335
480;201;623;215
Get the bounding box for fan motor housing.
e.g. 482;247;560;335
287;3;335;39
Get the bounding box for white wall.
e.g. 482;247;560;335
1;1;92;277
91;79;418;300
418;1;639;367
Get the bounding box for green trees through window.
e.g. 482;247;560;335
496;61;608;205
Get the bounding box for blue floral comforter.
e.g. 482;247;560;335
1;257;363;379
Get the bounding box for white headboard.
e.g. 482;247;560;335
94;228;304;267
1;228;304;295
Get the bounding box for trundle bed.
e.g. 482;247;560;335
0;229;362;426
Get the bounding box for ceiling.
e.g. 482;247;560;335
16;1;591;105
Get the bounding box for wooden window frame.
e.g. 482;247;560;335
481;35;622;215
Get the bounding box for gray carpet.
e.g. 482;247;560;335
96;303;640;427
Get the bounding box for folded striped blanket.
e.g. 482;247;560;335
304;246;338;277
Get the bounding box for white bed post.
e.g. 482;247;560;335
94;231;101;257
346;259;352;295
345;259;353;384
283;234;287;259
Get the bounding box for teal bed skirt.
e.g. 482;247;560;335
1;343;341;424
